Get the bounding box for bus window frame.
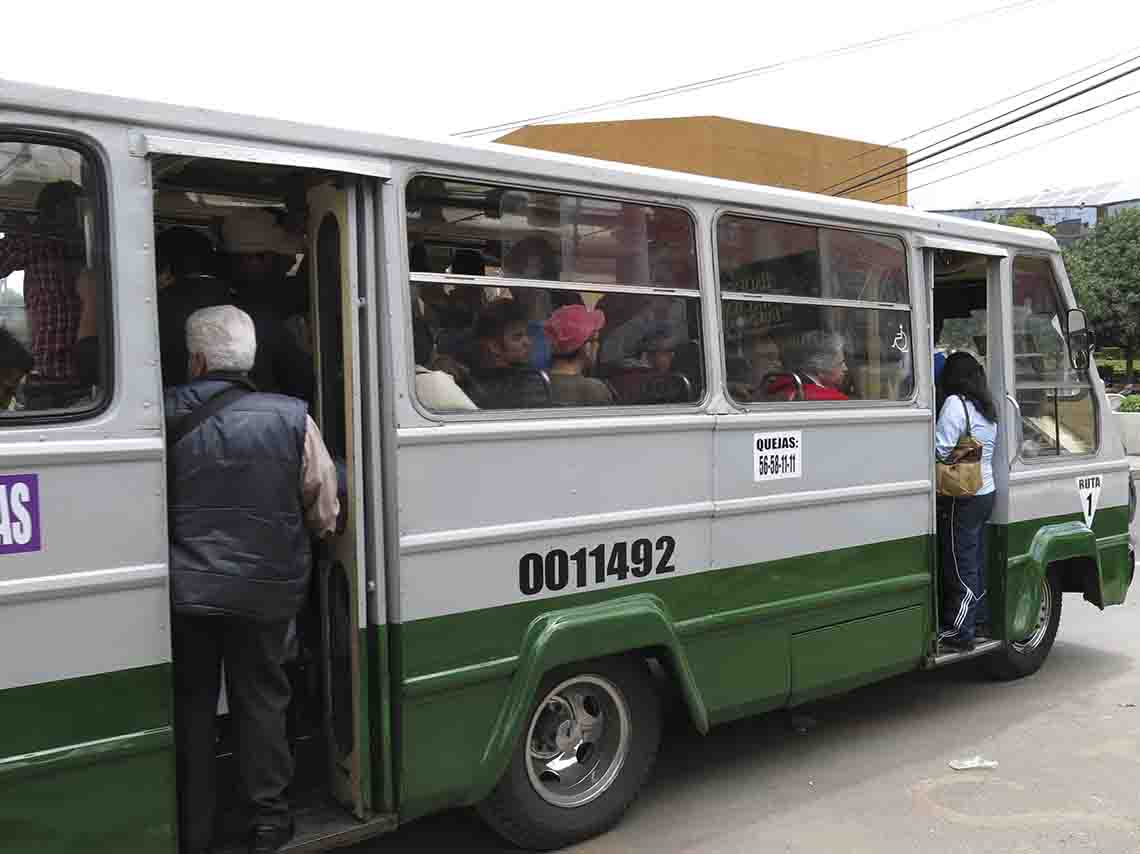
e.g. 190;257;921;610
710;207;920;410
400;169;710;421
1008;249;1099;464
0;127;115;425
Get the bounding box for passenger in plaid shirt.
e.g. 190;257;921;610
0;182;85;383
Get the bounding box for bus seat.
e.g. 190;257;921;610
608;369;695;405
763;371;806;401
469;368;552;409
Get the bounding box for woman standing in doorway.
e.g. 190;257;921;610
936;352;999;652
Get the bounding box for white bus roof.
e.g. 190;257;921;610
0;76;1057;253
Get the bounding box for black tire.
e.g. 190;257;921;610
477;655;661;851
983;567;1063;681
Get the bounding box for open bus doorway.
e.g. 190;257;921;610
149;155;382;851
929;249;1002;659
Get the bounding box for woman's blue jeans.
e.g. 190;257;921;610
938;491;996;642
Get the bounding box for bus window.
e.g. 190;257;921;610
1012;256;1096;457
0;140;108;414
406;176;703;412
718;215;912;403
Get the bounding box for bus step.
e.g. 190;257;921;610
214;801;397;854
929;637;1003;667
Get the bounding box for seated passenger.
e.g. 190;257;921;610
0;327;33;410
434;284;485;362
413;315;476;412
544;305;613;406
468;299;548;408
728;330;782;402
767;330;849;401
598;295;686;374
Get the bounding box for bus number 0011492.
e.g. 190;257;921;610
518;536;677;596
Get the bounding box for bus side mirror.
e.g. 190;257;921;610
1067;308;1094;371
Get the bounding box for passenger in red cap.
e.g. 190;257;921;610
544;304;615;406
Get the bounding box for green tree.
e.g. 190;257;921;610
1064;208;1140;383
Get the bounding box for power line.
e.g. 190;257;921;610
832;60;1140;198
844;86;1140;197
873;103;1140;204
846;40;1140;164
453;0;1051;138
823;52;1140;195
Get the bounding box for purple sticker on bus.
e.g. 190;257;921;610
0;474;40;555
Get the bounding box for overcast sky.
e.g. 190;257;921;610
2;0;1137;211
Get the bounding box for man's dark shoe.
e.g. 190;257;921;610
249;819;294;854
941;635;976;653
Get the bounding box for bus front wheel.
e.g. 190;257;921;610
983;568;1063;681
478;655;661;850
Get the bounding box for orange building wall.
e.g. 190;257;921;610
496;116;906;205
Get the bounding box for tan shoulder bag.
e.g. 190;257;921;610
936;396;983;497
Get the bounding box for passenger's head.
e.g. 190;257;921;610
35;181;83;236
783;330;846;389
940;351;998;422
642;332;677;374
157;227;216;282
451;249;485;276
185;305;257;379
504;236;559;280
474;299;530;369
222;209;303;283
545;305;605;371
0;327;32;408
747;331;782;386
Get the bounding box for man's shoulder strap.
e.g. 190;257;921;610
167;386;251;447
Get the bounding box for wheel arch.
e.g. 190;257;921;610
466;593;708;805
1010;521;1100;637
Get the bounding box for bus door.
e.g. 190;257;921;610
992;253;1129;638
924;242;1001;644
137;132;393;839
307;178;380;818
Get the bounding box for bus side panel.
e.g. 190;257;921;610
713;412;934;689
391;420;714;819
0;114;175;851
392;533;930;818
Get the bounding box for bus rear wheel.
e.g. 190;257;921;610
983;568;1063;681
478;655;661;851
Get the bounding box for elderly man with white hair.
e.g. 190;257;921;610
165;304;339;854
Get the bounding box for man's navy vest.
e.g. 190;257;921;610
165;374;311;621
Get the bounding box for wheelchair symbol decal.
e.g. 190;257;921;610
892;326;910;354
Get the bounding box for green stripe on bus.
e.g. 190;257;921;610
0;726;172;783
396;534;932;681
0;663;171;759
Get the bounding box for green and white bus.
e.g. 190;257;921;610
0;78;1133;853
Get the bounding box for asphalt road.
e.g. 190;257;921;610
362;593;1140;853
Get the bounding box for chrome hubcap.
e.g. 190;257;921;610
1012;578;1052;653
525;674;631;808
